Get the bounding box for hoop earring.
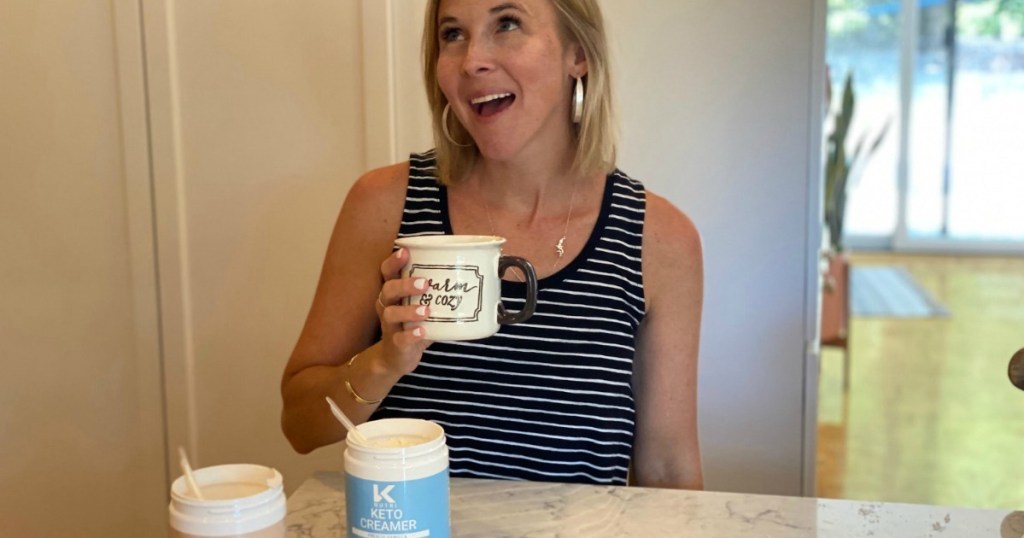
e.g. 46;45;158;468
442;103;472;147
572;76;585;124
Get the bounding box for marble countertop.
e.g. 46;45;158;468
286;472;1023;537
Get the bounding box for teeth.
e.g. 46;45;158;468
470;93;512;105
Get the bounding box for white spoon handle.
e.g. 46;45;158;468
325;396;370;445
178;446;204;500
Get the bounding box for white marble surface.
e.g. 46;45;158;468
286;472;1023;537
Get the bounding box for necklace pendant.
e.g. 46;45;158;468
555;236;566;258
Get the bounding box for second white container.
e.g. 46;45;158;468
169;463;286;538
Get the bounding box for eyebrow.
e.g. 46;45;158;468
438;2;527;26
490;2;526;15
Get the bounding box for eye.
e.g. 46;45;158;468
496;15;521;33
440;26;463;43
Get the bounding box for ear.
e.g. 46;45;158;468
568;43;588;78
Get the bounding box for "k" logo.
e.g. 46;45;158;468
373;484;395;503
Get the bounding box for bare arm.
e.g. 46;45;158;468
631;192;704;489
280;162;431;454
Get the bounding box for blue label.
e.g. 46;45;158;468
346;469;450;538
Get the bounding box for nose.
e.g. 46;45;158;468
460;37;495;76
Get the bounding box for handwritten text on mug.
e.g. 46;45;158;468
408;264;485;322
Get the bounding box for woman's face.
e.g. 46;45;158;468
435;0;582;163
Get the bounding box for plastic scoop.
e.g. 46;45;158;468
178;446;204;500
325;396;370;445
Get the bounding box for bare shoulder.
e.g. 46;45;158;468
320;160;413;286
344;162;410;219
642;191;703;272
335;161;411;242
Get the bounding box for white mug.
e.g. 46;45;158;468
394;235;537;341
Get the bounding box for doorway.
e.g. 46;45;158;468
818;0;1024;509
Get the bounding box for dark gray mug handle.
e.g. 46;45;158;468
497;256;537;325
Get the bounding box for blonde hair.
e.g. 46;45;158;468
422;0;617;184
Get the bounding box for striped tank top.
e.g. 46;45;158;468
372;150;647;485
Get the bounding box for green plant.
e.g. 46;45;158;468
824;72;890;252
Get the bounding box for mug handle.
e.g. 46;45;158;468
497;256;537;325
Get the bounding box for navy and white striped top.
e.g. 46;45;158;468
372;150;647;485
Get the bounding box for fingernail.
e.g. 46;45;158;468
416;306;427;316
413;327;424;337
395;248;405;258
414;278;427;290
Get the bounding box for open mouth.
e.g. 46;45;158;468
470;93;516;117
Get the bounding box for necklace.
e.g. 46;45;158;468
478;178;578;274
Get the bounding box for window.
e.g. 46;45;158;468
827;0;1024;248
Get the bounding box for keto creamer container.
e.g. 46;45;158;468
169;464;286;537
344;418;450;538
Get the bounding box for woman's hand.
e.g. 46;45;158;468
376;247;433;375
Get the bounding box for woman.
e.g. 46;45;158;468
281;0;703;489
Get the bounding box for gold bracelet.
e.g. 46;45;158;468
345;354;383;405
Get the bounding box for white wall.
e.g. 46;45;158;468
0;2;166;535
385;1;826;495
604;1;825;495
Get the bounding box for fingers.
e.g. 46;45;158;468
392;326;429;349
378;280;431;352
380;305;431;376
381;305;430;326
376;247;433;375
378;275;429;310
380;247;408;282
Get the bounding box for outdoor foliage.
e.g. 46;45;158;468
829;0;1024;44
961;0;1024;38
